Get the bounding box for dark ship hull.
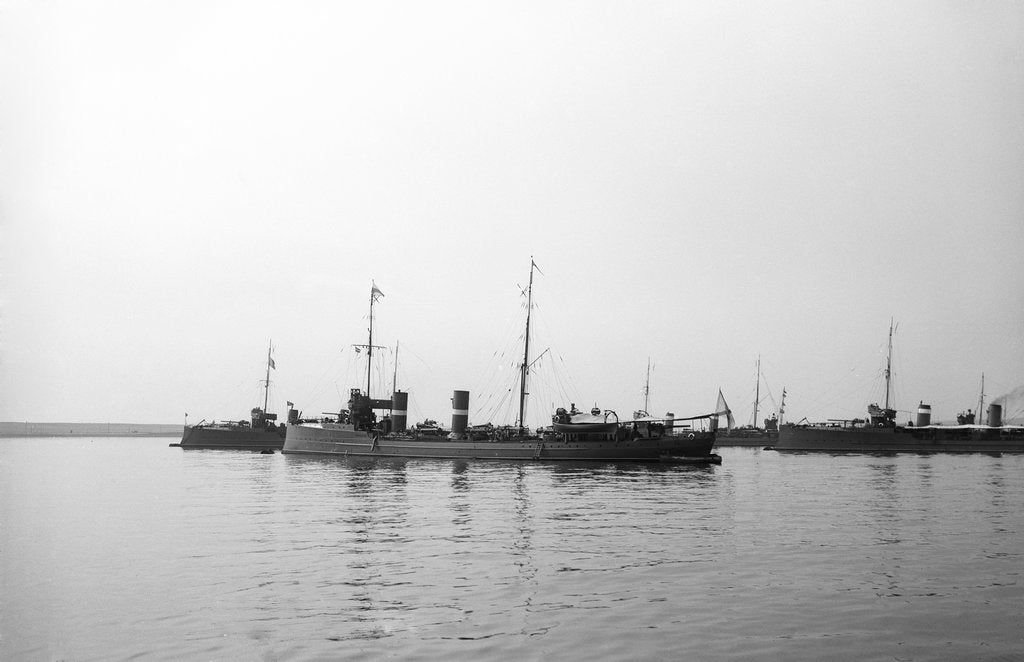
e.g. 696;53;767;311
282;422;717;463
175;424;285;451
716;428;778;447
774;424;1024;454
283;389;720;463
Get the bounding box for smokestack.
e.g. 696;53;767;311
451;390;469;434
915;402;931;427
391;391;408;433
988;403;1003;428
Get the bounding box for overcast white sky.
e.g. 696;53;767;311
2;1;1022;428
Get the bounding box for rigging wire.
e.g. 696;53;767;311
464;274;584;430
792;335;893;420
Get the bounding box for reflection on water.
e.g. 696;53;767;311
3;440;1024;660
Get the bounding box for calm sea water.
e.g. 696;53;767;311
2;437;1023;661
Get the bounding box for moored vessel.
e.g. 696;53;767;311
773;323;1024;453
717;356;783;447
718;414;779;447
283;265;726;463
173;341;286;451
774;404;1024;453
284;390;724;463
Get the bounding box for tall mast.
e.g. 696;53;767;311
884;319;894;412
977;372;985;423
263;339;272;413
392;340;400;395
367;288;375;398
517;259;536;430
644;357;651;413
356;282;385;400
753;355;760;428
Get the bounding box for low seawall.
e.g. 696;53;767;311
0;422;182;437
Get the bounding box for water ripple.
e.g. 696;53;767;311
3;441;1024;660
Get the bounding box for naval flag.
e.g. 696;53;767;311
371;281;385;302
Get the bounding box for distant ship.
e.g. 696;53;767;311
773;323;1024;453
173;341;286;451
283;264;725;463
717;413;779;447
717;356;782;447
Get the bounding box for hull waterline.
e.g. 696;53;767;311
774;424;1024;454
716;430;777;447
283;423;719;463
174;425;286;451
